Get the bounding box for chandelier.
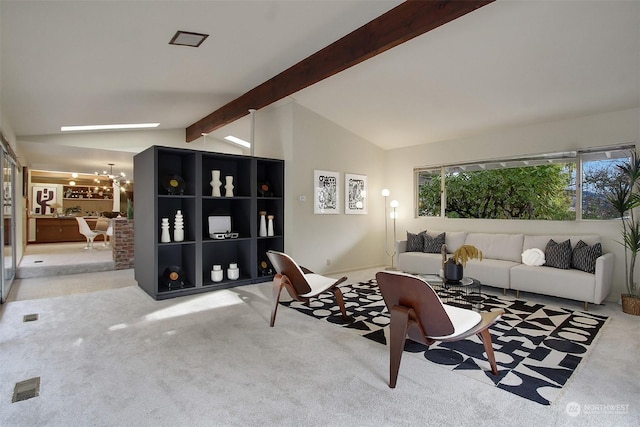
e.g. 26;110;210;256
94;163;130;192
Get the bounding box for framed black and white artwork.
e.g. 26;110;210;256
314;170;340;214
345;173;367;214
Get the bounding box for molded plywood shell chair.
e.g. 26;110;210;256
266;250;350;327
76;217;106;249
375;271;504;388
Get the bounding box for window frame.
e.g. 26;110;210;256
414;145;635;220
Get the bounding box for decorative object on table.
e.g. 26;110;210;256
381;189;399;269
259;211;267;237
345;173;367;214
162;175;185;195
607;150;640;315
258;181;273;197
210;170;222;197
224;175;234;197
173;210;184;242
227;263;239;280
267;215;274;236
161;265;185;289
48;202;63;218
211;265;223;282
313;170;340;214
442;244;482;282
160;218;171;243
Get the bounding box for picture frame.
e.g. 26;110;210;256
314;170;340;214
345;173;367;214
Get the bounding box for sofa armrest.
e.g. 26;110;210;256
397;240;407;254
594;252;614;304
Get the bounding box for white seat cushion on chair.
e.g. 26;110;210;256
427;305;482;340
300;273;339;297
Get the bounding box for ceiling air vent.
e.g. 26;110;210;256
169;31;209;47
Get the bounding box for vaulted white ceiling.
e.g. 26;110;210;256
1;0;639;175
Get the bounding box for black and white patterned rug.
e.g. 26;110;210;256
280;279;608;405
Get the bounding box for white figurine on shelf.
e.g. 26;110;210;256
174;210;184;242
210;170;222;197
259;211;267;237
227;263;239;280
225;176;234;197
267;215;274;236
160;218;171;243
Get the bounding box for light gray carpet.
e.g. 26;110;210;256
0;277;638;426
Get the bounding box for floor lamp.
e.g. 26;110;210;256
382;189;399;270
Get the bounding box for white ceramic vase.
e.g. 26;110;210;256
224;176;234;197
174;210;184;242
160;218;171;243
210;170;222;197
259;211;267;237
211;265;223;282
227;263;239;280
267;215;274;236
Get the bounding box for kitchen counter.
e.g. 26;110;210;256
29;216;106;243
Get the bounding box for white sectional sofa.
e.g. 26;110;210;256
397;231;614;308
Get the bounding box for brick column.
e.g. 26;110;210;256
113;218;134;270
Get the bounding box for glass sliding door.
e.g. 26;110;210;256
1;144;17;303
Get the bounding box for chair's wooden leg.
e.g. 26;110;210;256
584;301;588;311
389;306;411;388
477;328;499;375
516;290;520;299
270;276;285;327
331;287;350;320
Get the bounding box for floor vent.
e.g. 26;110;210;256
23;313;39;322
12;377;40;403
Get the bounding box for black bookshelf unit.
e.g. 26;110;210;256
134;145;284;300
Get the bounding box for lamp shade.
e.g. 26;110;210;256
390;200;399;208
381;189;390;197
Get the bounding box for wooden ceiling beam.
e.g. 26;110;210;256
186;0;495;142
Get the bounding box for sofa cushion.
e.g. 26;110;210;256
522;248;545;266
571;240;602;273
423;232;445;253
406;231;424;252
464;233;524;263
523;235;601;251
544;239;572;269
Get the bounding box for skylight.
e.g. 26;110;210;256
61;123;160;132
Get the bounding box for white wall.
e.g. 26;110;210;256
385;108;640;302
254;102;387;273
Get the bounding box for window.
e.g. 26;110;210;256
416;146;633;220
581;148;632;220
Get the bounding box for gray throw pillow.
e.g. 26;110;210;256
544;239;572;269
423;232;445;254
571;240;602;273
406;231;424;252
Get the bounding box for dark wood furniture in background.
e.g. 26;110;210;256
34;217;107;243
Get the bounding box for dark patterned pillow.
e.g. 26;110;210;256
406;231;424;252
423;232;445;254
571;240;602;273
544;239;572;269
